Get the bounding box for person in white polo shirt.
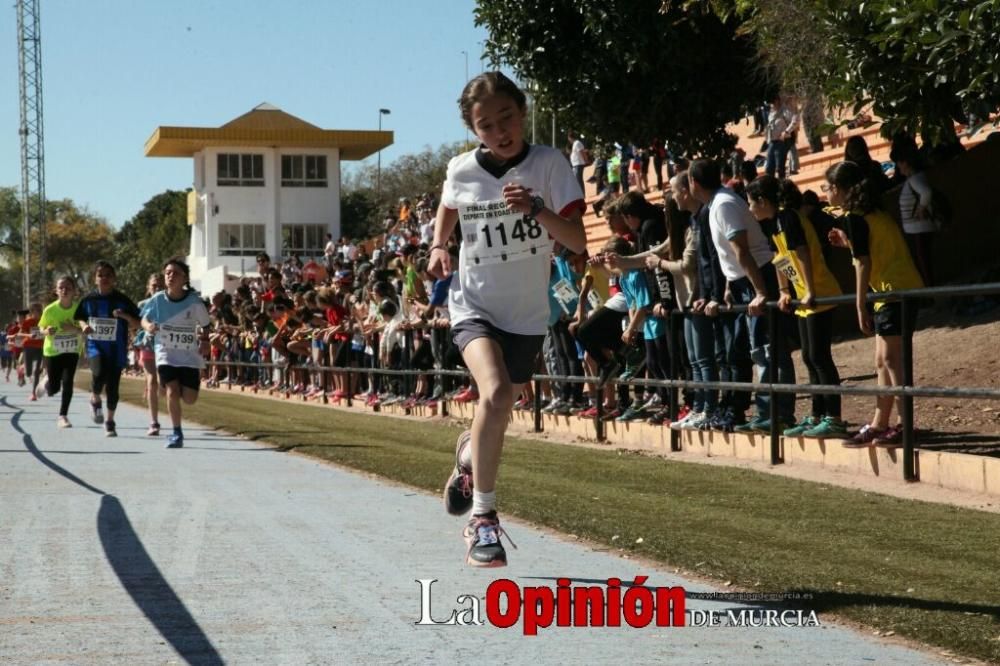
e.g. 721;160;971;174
428;72;586;568
688;159;796;433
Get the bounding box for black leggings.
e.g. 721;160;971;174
44;353;79;416
24;347;43;393
644;333;672;401
576;306;625;360
550;320;584;402
89;354;123;411
798;309;841;418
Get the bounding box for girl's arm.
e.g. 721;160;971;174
792;245;816;309
428;206;459;279
854;257;874;336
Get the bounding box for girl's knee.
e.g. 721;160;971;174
479;382;514;413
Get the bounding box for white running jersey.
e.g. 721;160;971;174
140;290;211;369
441;144;584;335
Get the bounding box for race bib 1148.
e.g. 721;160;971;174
459;200;549;267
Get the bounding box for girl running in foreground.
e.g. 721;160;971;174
140;258;211;448
429;72;586;567
39;276;83;427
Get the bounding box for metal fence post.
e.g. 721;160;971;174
768;308;781;465
902;297;916;481
669;311;681;452
533;378;543;433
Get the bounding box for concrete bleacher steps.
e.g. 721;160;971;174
212;380;1000;500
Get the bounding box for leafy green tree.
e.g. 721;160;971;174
474;0;766;155
820;0;1000;144
43;199;116;285
113;190;190;298
343;141;465;233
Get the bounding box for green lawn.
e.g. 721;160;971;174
112;378;1000;662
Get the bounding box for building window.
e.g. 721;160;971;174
217;153;264;186
281;224;326;257
219;224;266;256
281;155;327;187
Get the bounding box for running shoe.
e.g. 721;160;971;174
734;414;768;433
615;405;646;422
444;430;474;516
873;424;903;448
802;416;848;439
541;398;566;414
670;410;703;431
453;387;479;403
91;402;104;425
166;433;184;448
783;415;818;437
57;416;71;429
105;421;117;438
711;409;746;433
842;424;884;448
463;511;515;568
601;407;622;422
578;405;600;419
147;422;160;437
647;407;671;425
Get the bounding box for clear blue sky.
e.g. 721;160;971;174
0;0;496;228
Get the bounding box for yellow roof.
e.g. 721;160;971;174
144;103;392;160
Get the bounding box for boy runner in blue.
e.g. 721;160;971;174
141;258;211;448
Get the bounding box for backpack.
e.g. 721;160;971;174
908;182;953;230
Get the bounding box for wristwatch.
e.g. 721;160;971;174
528;195;545;219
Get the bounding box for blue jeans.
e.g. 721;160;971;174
684;313;718;414
730;266;796;421
716;311;751;414
765;138;789;179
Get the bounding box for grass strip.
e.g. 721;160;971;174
114;379;1000;662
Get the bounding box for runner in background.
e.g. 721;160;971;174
136;273;166;436
0;323;11;381
140;257;211;449
39;276;83;428
74;261;142;438
8;310;27;385
18;302;45;401
429;72;586;567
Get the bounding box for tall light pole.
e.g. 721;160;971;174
377;108;390;202
461;50;469;147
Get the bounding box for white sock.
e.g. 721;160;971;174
472;490;496;516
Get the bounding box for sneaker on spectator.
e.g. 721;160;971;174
453;387;479;403
578;405;600;419
783;415;818;437
541;398;565;414
734;414;768;433
647;407;671;425
601;407;622;422
842;424;884;448
615;405;646;422
463;511;515;568
802;416;849;439
552;402;575;416
443;430;473;515
638;394;662;412
712;409;745;433
873;424;903;448
676;405;691;421
670;410;702;431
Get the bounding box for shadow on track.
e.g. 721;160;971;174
2;395;223;665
